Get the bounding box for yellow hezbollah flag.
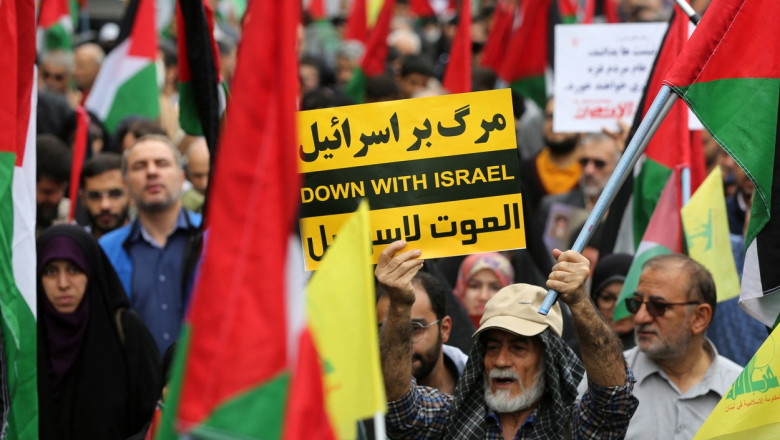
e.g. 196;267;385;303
694;326;780;439
306;200;386;439
681;167;740;302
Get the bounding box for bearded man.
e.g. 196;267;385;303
376;241;638;439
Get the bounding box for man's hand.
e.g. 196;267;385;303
375;240;423;307
548;249;626;387
376;240;423;401
546;249;590;308
602;119;630;153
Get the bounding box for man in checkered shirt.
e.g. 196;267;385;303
376;242;638;440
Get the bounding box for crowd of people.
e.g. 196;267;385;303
30;0;768;438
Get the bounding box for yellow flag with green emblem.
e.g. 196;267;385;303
681;167;741;302
694;327;780;439
306;200;386;439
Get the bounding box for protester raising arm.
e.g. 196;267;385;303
375;240;425;401
547;249;626;387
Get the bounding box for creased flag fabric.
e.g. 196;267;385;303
155;0;334;438
633;7;705;247
177;0;224;153
344;0;396;104
0;0;38;438
480;1;515;72
344;0;368;42
306;200;386;439
614;172;682;321
442;0;471;94
409;0;436;17
498;0;552;109
693;324;780;439
85;0;159;133
682;167;741;302
664;0;780;328
37;0;74;50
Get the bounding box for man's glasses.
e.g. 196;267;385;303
378;320;440;341
42;71;66;82
625;293;701;318
85;189;125;201
578;157;607;170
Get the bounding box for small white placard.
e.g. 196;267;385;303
554;22;667;133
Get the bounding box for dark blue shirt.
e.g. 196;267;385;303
127;210;193;356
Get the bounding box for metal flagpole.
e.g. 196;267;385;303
673;0;701;25
539;85;679;315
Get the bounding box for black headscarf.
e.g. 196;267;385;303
37;225;161;440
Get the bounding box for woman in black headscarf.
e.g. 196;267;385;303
37;225;161;439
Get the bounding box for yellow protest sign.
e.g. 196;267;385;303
297;89;526;270
694;329;779;439
681;167;741;301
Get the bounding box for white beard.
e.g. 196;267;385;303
484;367;546;414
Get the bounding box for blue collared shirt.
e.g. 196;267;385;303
127;210;193;356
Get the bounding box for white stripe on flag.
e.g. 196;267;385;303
85;40;150;121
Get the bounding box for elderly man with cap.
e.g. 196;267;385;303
377;241;638;440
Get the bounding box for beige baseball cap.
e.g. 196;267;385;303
474;284;563;338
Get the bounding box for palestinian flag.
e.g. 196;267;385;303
0;0;38;438
498;0;552;109
344;0;396;104
177;0;224;153
480;0;515;72
664;0;780;328
37;0;76;50
557;0;579;24
156;1;334;438
442;0;471;94
632;8;706;247
598;7;705;256
614;172;682;321
85;0;159;134
343;0;368;42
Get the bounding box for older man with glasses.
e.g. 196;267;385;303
612;253;741;440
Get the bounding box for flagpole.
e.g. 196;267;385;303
539;85;678;315
374;411;386;439
673;0;701;25
681;167;692;205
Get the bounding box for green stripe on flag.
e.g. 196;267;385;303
633;159;672;247
344;67;368;104
673;77;780;246
194;373;289;439
510;76;546;111
0;153;38;440
178;81;203;136
103;62;160;133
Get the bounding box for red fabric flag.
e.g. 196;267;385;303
480;0;514;72
498;0;552;108
307;0;326;20
158;0;333;437
409;0;436;17
344;0;368;42
68;107;89;222
361;0;396;76
443;0;472;93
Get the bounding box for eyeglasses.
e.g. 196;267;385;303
411;320;440;341
625;293;701;318
578;157;607;170
85;189;125;201
42;71;66;82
